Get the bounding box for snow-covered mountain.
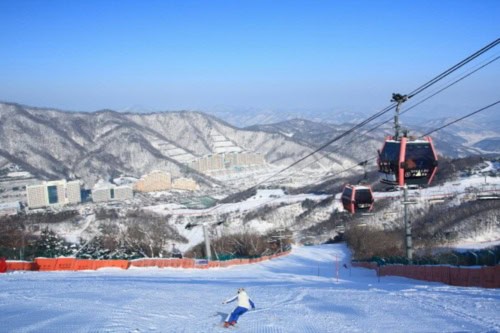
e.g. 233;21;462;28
206;107;370;127
1;101;498;189
0;102;352;187
248;114;500;160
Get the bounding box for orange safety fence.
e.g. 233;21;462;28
422;266;432;281
74;259;96;271
449;267;465;286
0;258;7;273
94;260;129;270
438;266;451;285
483;268;495;287
0;250;291;273
356;262;500;288
497;265;500;286
458;267;470;287
410;267;419;279
129;259;147;268
5;260;35;271
415;266;427;281
219;261;231;268
130;258;186;268
156;259;168;268
467;268;482;287
34;258;58;271
184;259;195;268
208;261;220;268
55;258;76;270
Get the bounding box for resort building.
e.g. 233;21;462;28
92;183;133;203
172;177;198;191
133;170;172;192
26;180;82;209
190;152;265;174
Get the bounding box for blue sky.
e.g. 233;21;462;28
0;0;499;115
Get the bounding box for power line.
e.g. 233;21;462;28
316;99;500;185
253;38;500;188
193;39;500;218
295;54;500;175
340;54;500;149
407;38;500;98
253;103;396;187
262;48;500;186
421;100;500;137
402;54;500;117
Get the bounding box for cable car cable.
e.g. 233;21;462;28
197;99;499;220
199;40;500;216
402;54;500;117
182;47;500;232
407;38;500;99
421;100;500;137
286;54;500;175
253;39;499;187
317;99;500;185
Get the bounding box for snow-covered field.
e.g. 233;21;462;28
1;244;499;333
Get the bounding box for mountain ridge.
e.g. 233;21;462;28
0;102;349;187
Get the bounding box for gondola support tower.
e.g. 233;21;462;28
402;185;416;263
391;93;408;140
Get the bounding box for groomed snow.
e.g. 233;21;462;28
1;244;499;332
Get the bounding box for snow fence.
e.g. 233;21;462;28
2;251;290;273
352;262;500;288
0;258;6;273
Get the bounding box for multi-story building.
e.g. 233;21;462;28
115;186;134;200
189;152;265;174
26;180;82;209
92;183;133;202
26;184;48;209
66;180;82;204
133;170;172;192
91;188;111;203
172;177;198;191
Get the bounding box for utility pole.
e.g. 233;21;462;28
392;93;413;263
271;228;285;253
278;228;283;253
186;218;225;261
202;223;212;261
271;228;292;253
20;227;25;261
402;185;414;263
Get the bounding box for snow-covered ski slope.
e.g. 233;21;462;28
1;244;499;333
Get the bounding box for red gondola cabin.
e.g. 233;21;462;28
378;136;438;187
341;184;374;214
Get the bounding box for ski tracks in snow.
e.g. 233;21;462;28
1;245;499;332
393;286;500;332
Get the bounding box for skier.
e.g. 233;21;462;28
222;288;255;328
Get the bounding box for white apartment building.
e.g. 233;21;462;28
92;183;133;202
190;152;266;174
26;180;82;209
66;180;82;204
